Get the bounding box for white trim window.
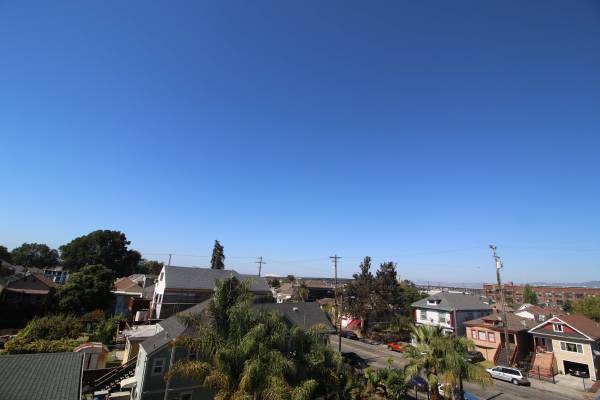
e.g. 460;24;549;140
439;313;447;324
152;358;166;375
553;323;563;332
478;331;487;341
471;329;477;339
560;342;583;354
419;310;427;321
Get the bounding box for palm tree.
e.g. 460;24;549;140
404;325;446;400
169;276;353;400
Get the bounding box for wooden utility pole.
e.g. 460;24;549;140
256;256;266;277
490;245;511;365
330;254;342;352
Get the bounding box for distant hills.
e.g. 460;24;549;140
413;280;600;289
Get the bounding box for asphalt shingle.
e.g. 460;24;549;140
412;292;491;312
0;352;83;400
164;266;271;293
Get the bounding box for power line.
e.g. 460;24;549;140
490;244;511;366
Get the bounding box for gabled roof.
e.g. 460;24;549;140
412;292;491;312
163;266;271;293
254;302;336;333
140;301;210;353
0;352;83;400
529;315;600;341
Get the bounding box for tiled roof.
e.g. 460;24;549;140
164;266;271;293
0;352;83;400
412;292;491;312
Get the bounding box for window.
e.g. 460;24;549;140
560;342;583;353
538;315;546;322
471;329;477;339
152;358;166;375
439;314;447;324
420;310;427;320
553;323;563;332
488;332;496;342
478;331;487;341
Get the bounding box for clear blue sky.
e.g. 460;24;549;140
1;1;599;283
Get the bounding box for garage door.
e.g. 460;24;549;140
563;361;589;378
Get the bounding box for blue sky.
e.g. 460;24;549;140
1;1;599;282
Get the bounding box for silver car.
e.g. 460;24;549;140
486;366;529;385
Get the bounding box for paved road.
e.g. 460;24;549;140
331;336;584;400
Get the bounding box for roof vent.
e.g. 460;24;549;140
293;307;299;312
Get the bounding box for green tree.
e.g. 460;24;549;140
374;261;401;314
10;243;59;269
92;315;124;344
57;264;115;314
396;280;427;316
210;240;225;270
345;257;376;333
0;245;11;263
573;297;600;322
523;285;538;305
59;230;141;276
293;281;309;302
140;259;164;275
563;300;573;313
169;276;354;399
268;278;281;289
404;325;491;400
15;314;82;341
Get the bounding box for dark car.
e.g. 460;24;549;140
340;330;359;340
342;351;368;369
409;376;428;391
465;351;485;363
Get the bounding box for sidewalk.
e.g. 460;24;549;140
529;374;597;399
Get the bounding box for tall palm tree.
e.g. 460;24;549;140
404;325;446;400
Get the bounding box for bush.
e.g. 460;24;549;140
91;316;124;344
4;337;87;354
16;314;82;341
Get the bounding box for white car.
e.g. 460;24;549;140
486;366;529;385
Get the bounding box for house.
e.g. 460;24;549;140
484;282;600;307
121;324;162;364
74;342;110;370
412;292;492;336
465;313;536;365
113;277;145;317
43;266;69;284
151;266;272;319
129;301;334;400
528;314;600;381
515;304;561;323
274;282;294;303
0;272;56;306
0;352;83;400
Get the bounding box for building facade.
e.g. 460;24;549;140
412;292;492;336
483;283;600;307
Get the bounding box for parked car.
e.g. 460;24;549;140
486;366;529;385
340;330;359;340
409;376;428;391
342;352;368;369
387;341;404;352
465;351;485;363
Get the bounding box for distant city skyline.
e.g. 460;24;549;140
1;1;599;282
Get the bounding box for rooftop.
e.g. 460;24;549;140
412;292;491;312
163;266;271;293
465;313;537;332
0;352;83;400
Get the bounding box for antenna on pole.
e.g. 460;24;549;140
168;253;172;267
256;256;266;277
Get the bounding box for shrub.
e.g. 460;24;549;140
16;314;82;341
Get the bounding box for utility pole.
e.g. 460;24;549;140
490;245;511;366
330;254;342;352
256;256;266;277
167;253;172;267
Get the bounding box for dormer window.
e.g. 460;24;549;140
427;299;441;306
553;323;563;332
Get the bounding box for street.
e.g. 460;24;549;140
331;336;584;400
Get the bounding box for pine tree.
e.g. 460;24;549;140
210;240;225;270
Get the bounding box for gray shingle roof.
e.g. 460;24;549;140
0;352;83;400
140;301;210;353
412;292;491;312
164;266;271;293
254;302;336;333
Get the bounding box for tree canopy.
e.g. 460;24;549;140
170;276;357;400
523;285;538;305
345;257;376;332
59;230;141;276
57;264;115;314
3;314;85;354
573;296;600;322
10;243;59;269
210;240;225;269
139;259;164;275
0;245;11;263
